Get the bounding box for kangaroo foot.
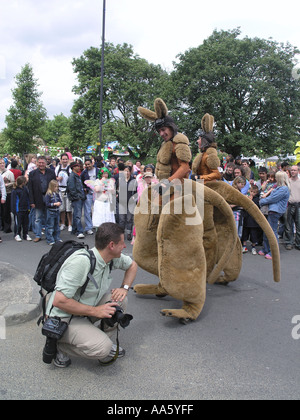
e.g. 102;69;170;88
134;284;166;295
160;308;193;320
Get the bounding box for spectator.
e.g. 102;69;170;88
9;159;22;180
116;165;137;241
284;165;300;250
80;158;100;235
241;185;262;254
55;153;73;232
28;156;56;242
0;173;7;243
92;167;116;227
0;158;15;233
11;176;32;242
230;176;247;238
255;167;268;190
67;162;86;239
233;166;250;194
45;180;62;245
259;171;290;260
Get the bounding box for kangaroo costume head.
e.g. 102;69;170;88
138;98;178;136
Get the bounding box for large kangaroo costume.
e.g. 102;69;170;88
134;99;280;323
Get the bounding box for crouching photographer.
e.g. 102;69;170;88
44;222;137;368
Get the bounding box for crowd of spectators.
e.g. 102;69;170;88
1;152;300;259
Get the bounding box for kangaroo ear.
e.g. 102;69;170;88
154;98;168;119
201;113;214;133
137;106;157;122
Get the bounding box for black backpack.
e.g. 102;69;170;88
34;240;98;325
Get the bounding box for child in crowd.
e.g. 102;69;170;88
45;180;62;245
231;176;247;238
241;185;262;254
91;167;116;228
11;176;32;242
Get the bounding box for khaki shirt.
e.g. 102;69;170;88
46;247;133;318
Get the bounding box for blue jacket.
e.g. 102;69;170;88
260;186;290;214
44;192;62;211
11;187;30;215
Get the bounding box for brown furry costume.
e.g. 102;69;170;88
134;100;280;323
192;114;221;183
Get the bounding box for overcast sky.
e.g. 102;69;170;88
1;0;300;130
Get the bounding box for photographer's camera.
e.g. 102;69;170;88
42;317;68;364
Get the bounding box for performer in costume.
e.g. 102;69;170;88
138;98;191;183
191;113;221;183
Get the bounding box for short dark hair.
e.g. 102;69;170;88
11;159;18;168
95;223;124;250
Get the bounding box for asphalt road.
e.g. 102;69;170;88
0;228;299;401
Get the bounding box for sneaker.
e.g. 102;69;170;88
242;246;248;253
285;244;293;250
77;233;85;239
265;254;272;260
86;229;94;235
26;235;32;241
15;235;22;242
48;242;55;246
53;350;71;368
99;344;125;365
68;226;72;232
251;247;257;255
258;250;265;256
60;224;66;231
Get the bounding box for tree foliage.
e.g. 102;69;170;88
70;43;171;159
42;113;72;148
171;28;300;157
3;63;47;155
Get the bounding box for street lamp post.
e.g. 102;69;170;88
98;0;106;156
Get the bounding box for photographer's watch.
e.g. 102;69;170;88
121;284;130;291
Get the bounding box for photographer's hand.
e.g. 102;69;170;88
111;288;128;302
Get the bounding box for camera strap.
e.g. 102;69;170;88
99;323;120;366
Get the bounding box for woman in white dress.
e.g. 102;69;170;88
91;167;116;227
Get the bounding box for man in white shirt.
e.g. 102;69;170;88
80;159;99;235
55;153;72;231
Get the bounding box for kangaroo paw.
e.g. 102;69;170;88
134;284;165;295
160;308;192;319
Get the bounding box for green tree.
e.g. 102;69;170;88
171;29;300;157
42;113;72;148
3;63;47;155
70;43;171;159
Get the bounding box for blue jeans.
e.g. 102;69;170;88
46;210;60;244
262;211;281;255
71;200;84;234
83;193;93;231
35;207;47;238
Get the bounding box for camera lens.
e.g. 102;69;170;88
42;337;57;364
